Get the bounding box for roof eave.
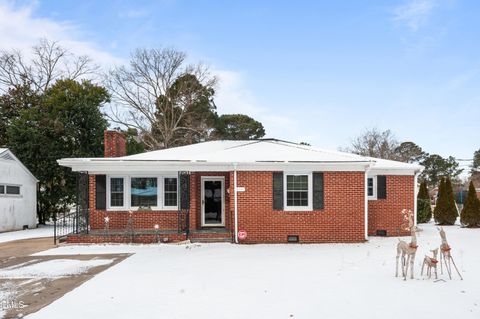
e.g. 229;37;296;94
57;158;374;173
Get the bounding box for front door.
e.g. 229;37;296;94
201;177;225;227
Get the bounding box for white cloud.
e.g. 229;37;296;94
393;0;436;31
0;1;121;68
0;1;296;140
214;69;298;139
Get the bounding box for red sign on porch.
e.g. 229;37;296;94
238;230;247;240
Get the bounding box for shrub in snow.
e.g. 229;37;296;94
434;177;458;225
417;180;432;223
460;181;480;228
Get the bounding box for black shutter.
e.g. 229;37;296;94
95;175;106;210
313;172;324;210
377;175;387;199
179;173;190;209
273;172;284;210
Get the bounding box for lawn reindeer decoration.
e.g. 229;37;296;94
421;248;439;279
437;227;463;280
396;209;418;280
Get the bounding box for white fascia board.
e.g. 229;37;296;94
58;159;372;173
369;168;422;176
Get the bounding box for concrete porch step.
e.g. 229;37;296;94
189;237;233;243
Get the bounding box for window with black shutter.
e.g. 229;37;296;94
312;172;324;210
95;175;107;210
273;172;284;210
377;175;387;199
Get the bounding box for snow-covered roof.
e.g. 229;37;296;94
58;139;423;174
0;148;39;182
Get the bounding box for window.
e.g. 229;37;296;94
367;178;374;196
367;176;377;200
286;174;309;207
110;178;124;207
6;185;20;195
0;185;21;196
164;178;178;207
106;175;179;210
131;177;158;207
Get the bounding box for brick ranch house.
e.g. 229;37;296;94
57;131;423;244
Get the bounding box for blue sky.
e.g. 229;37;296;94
0;0;478;167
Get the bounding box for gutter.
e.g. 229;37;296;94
364;164;373;241
413;170;421;226
233;163;239;244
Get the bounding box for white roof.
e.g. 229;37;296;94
58;139;423;174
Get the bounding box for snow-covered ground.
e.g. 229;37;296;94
0;225;53;243
0;259;113;279
26;223;480;319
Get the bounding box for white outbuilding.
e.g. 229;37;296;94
0;148;38;232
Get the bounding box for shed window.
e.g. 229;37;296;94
0;185;4;194
6;185;20;195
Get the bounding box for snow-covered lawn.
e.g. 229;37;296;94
26;223;479;319
0;225;53;244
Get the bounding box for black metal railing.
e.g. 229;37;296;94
54;172;90;244
53;208;89;244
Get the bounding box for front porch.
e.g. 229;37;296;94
67;228;233;244
63;171;235;244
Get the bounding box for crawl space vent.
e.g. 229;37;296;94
287;235;299;243
376;230;387;237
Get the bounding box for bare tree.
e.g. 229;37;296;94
105;48;217;150
343;127;399;160
0;38;96;94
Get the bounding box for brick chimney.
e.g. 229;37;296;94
104;130;126;157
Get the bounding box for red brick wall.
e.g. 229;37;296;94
88;172;233;233
104;130;126;157
235;171;366;243
85;171;415;243
89;174;188;231
368;175;414;237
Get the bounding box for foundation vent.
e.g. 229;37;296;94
376;230;387;236
287;235;299;243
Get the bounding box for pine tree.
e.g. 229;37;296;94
460;181;480;227
434;177;458;225
417;181;432;223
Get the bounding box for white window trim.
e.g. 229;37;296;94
129;175;162;210
367;175;377;200
0;184;22;198
107;176;127;210
283;172;313;211
200;176;226;227
163;176;179;210
106;175;178;211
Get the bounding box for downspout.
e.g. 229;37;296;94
413;171;420;226
233;163;239;244
364;164;373;241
